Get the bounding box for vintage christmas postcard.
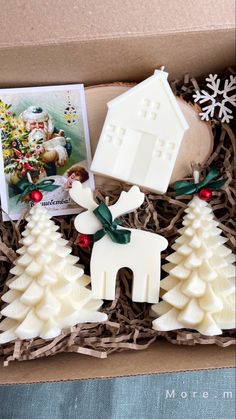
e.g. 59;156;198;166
0;84;94;220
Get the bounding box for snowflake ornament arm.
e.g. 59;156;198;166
193;90;216;121
193;74;236;123
205;74;221;95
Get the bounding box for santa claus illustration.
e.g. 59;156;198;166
20;106;72;176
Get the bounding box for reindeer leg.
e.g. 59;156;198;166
146;265;160;304
131;269;148;303
132;265;160;303
91;266;117;301
104;269;118;301
91;267;106;300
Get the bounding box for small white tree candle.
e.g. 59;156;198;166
152;195;235;336
0;204;107;344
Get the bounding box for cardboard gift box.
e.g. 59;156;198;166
0;0;235;384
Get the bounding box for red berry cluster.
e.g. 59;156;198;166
198;188;212;201
76;234;92;248
29;190;43;203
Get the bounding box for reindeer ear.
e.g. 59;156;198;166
69;181;97;210
74;211;101;234
69;181;83;205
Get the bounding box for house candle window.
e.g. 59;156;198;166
90;70;189;194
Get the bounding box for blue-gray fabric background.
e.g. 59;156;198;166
0;368;235;419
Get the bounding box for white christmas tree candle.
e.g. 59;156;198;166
152;195;236;336
0;204;107;344
70;181;168;303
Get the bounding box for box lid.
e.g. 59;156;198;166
0;0;234;47
0;0;235;86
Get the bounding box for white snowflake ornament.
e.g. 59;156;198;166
193;74;236;123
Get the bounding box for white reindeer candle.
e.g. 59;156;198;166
70;182;168;303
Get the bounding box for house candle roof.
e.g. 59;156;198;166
90;70;189;193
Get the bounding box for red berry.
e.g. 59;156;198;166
29;189;43;203
198;188;212;201
76;234;91;248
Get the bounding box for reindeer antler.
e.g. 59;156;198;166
109;186;145;219
69;181;98;210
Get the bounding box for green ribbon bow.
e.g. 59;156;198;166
16;178;60;202
93;202;131;244
174;168;226;196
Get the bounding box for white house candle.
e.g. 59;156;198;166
70;181;168;303
90;69;189;193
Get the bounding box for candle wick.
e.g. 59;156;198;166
27;172;33;184
193;170;199;184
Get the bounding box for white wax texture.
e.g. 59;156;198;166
152;196;236;336
90;70;189;193
70;182;168;303
0;204;107;344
